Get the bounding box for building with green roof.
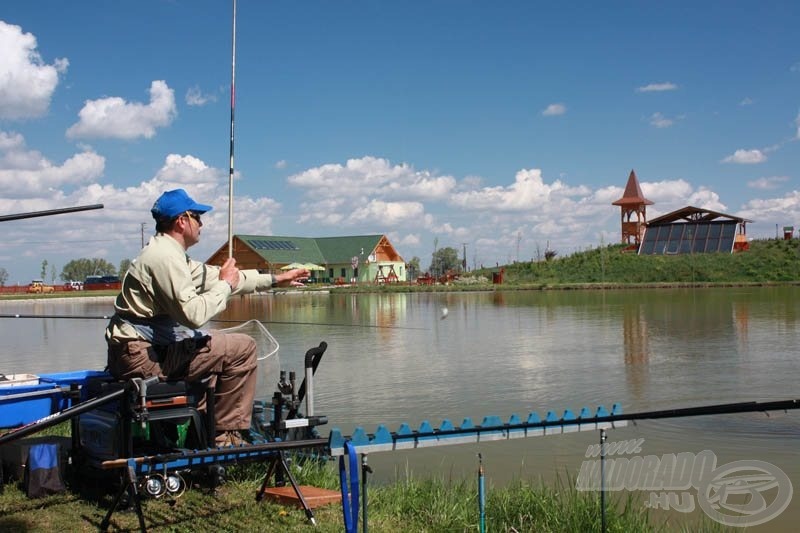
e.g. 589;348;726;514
206;234;406;283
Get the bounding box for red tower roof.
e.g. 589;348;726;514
612;170;653;206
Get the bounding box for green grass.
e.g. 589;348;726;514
329;238;800;292
496;238;800;286
0;438;731;532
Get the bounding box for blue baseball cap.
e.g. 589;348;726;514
151;189;213;220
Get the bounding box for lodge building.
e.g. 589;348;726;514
206;234;406;283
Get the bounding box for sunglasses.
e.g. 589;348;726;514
183;212;202;225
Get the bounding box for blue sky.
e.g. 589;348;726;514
1;1;799;283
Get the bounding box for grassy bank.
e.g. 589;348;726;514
330;237;800;293
0;456;726;532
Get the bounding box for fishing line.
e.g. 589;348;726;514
0;313;425;330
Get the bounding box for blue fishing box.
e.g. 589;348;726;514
0;377;61;429
0;370;111;428
39;370;112;405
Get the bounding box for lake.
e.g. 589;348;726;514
1;287;798;530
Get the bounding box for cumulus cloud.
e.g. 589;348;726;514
542;103;566;116
185;85;217;106
737;191;800;226
288;156;456;201
686;187;727;212
649;112;673;128
0;21;68;119
721;149;767;164
747;176;789;190
449;168;590;212
66;80;177;140
636;82;678;93
275;160;287;169
350;199;426;226
0;130;104;198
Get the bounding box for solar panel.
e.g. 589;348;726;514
640;221;738;255
245;239;299;251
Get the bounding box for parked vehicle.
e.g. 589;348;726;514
27;280;55;294
64;280;84;291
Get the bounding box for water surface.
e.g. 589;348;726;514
1;288;798;530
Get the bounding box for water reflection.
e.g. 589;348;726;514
622;302;650;400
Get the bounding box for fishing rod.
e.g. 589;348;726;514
227;0;237;259
0;313;425;330
0;204;104;223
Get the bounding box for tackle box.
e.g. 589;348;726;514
0;370;111;429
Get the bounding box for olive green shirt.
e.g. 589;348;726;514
105;233;275;344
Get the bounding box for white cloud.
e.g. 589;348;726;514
748;176;789;190
649;112;673;128
275;160;287;169
66;80;177;140
349;199;425;226
288;156;456;201
449;168;590;212
687;187;727;212
152;154;224;193
542;103;566;116
185;85;217;106
737;191;800;228
0;130;104;198
721;149;767;164
0;21;68;119
636;82;678;93
739;97;754;106
636;179;694;204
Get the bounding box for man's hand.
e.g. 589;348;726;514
219;257;240;290
275;268;310;287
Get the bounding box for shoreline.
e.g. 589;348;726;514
2;279;799;304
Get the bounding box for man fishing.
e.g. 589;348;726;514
105;188;309;447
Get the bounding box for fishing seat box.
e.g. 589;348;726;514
79;378;209;461
0;370;110;429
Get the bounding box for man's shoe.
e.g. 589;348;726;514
215;430;246;447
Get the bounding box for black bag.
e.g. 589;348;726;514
23;443;65;498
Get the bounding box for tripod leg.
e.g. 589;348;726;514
101;460;147;532
278;452;316;526
255;456;278;502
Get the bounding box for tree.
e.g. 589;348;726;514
60;258;117;282
429;246;461;274
0;267;8;286
407;256;421;279
49;264;57;284
40;259;48;280
119;259;132;276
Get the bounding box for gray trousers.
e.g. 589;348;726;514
107;331;258;431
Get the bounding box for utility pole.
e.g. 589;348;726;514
462;243;467;272
140;223;146;249
433;237;439;278
516;231;522;263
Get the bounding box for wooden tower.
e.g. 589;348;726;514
612;170;653;247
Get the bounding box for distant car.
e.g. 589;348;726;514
64;280;84;291
28;280;55;294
